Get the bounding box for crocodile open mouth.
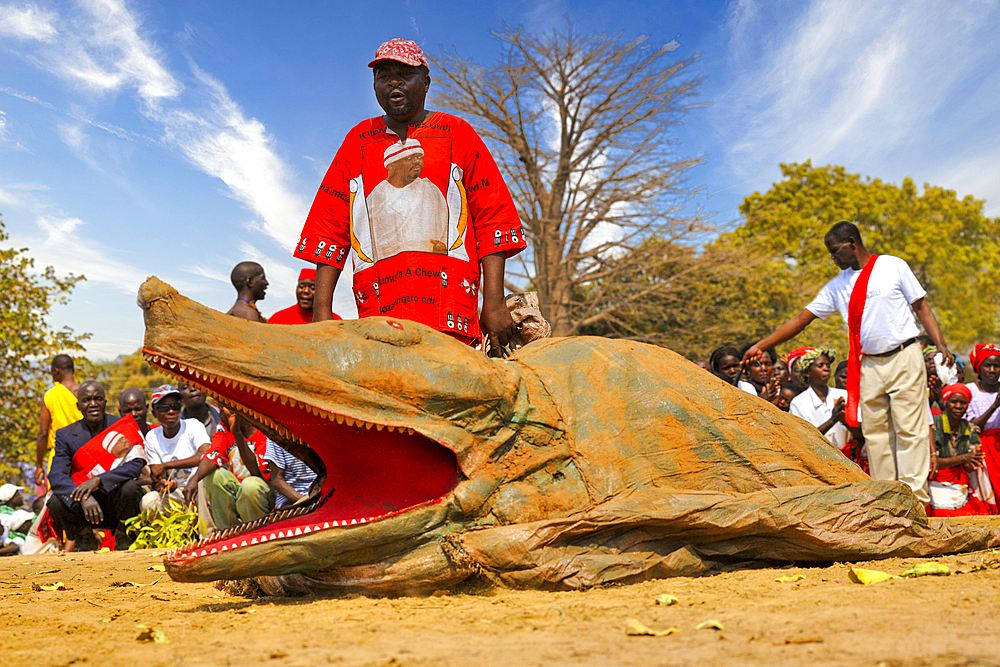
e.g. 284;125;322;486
144;351;462;567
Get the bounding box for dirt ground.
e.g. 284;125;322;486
4;518;1000;667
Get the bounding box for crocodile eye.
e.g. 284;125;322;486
388;321;403;330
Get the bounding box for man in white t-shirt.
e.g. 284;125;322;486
788;348;849;449
141;385;212;512
744;221;954;504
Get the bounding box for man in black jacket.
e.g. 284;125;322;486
46;381;145;551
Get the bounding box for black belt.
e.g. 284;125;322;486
866;337;917;358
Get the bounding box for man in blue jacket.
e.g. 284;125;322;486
46;381;146;551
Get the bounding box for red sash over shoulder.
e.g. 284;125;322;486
846;255;879;427
70;415;145;486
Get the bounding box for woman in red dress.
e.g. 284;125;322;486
928;384;993;516
964;344;1000;512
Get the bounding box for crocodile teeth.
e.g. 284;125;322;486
364;421;374;430
344;417;355;427
386;425;396;432
406;428;415;435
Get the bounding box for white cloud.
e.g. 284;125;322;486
20;0;181;103
8;214;150;292
717;0;1000;205
3;0;305;251
157;65;307;249
0;3;58;41
56;120;86;149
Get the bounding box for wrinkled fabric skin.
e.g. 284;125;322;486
136;277;1000;596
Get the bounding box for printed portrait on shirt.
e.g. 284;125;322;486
349;136;471;266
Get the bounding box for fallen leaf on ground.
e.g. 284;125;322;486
135;625;169;644
626;619;678;637
32;581;71;591
110;581;137;587
32;569;60;575
785;637;823;644
775;574;806;584
147;565;165;572
696;619;724;631
97;547;111;553
899;562;950;578
149;594;172;601
848;568;899;585
235;609;257;615
655;594;679;606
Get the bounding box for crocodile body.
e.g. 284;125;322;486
137;277;1000;594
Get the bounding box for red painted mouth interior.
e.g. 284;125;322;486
148;353;462;560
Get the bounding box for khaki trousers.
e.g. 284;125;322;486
860;343;931;503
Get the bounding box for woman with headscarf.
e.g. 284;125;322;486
928;383;995;516
788;348;847;447
964;344;1000;503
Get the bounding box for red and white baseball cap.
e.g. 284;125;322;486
383;139;424;167
150;384;182;408
368;38;429;69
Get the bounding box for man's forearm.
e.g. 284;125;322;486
35;406;51;468
912;298;950;353
480;252;506;307
268;469;302;502
313;263;342;322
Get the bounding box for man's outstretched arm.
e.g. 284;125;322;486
741;309;818;364
313;264;343;323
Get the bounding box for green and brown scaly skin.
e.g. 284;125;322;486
139;277;1000;595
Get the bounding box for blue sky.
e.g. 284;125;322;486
1;0;997;359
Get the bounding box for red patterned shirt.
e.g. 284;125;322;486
202;424;270;482
294;112;526;338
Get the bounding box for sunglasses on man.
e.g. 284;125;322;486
154;402;183;413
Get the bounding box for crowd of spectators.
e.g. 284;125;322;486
703;335;1000;517
1;268;322;556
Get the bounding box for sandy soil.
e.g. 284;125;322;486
4;519;1000;667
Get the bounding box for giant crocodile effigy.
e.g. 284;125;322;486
138;277;1000;595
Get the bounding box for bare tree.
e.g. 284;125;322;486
430;22;712;336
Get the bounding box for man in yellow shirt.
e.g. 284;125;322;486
35;355;82;489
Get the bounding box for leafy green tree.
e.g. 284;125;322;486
0;217;88;479
89;349;171;412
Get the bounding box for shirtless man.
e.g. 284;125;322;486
227;261;268;322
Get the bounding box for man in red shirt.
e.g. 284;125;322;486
268;268;342;325
183;415;273;532
294;38;527;355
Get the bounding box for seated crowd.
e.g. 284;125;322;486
2;263;324;555
705;337;1000;517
